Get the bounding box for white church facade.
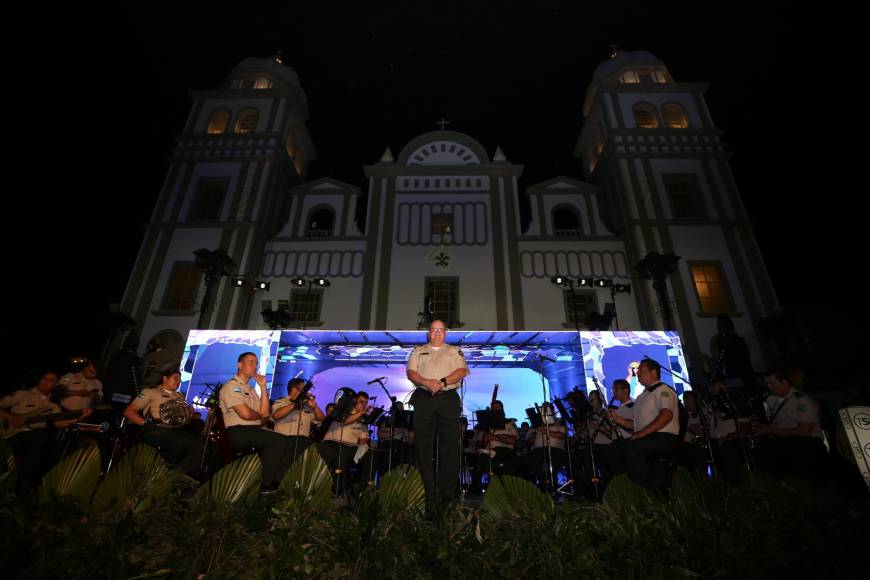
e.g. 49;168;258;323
121;50;777;377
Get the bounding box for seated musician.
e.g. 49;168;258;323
607;359;680;490
680;391;709;473
708;379;749;483
375;412;415;475
272;378;325;465
524;402;567;489
57;359;103;413
471;400;518;491
123;367;203;478
1;371;91;493
753;370;827;483
317;392;374;493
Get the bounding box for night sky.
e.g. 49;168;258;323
12;3;850;381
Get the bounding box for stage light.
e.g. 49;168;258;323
615;283;632;294
255;280;271;291
550;276;567;287
232;278;245;288
594;279;613;288
578;277;593;287
291;278;305;287
314;278;331;287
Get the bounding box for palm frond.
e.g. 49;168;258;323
278;445;332;511
378;464;425;515
192;453;262;505
37;445;101;506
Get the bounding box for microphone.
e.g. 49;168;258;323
366;377;387;385
538;355;556;363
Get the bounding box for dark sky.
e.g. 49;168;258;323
12;2;849;377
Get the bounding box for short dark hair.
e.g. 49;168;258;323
613;379;630;391
639;359;661;376
237;352;257;363
764;369;791;383
357;391;369;400
287;377;305;390
160;367;181;378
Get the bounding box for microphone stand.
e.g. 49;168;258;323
371;378;397;475
536;356;556;491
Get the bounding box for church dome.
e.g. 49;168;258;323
229;57;302;89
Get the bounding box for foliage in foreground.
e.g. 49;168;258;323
1;439;866;579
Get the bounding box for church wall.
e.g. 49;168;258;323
192;98;276;134
617;92;703;128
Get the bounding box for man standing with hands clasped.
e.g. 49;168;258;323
406;320;469;505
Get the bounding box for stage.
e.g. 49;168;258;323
178;330;690;423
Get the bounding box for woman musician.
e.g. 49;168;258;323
123;367;203;478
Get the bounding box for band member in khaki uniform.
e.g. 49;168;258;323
754;370;826;483
608;359;680;490
57;360;103;412
123;367;203;478
317;391;373;493
406;320;469;503
272;377;325;465
524;402;567;489
471;400;518;490
218;352;291;493
1;371;91;493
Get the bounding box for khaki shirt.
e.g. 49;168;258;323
633;383;680;435
406;344;469;390
377;425;413;444
219;375;263;428
529;422;567;450
58;372;103;411
615;400;634;438
1;388;61;433
765;389;823;439
272;397;318;437
480;419;517;451
323;419;368;445
131;387;189;426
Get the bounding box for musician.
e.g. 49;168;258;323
375;412;414;475
317;392;373;493
524;402;567;489
753;370;826;483
471;400;518;491
272;378;325;465
219;352;292;494
57;359;103;412
608;359;680;490
587;380;634;480
406;319;469;503
121;367;202;478
708;379;749;483
679;391;710;473
1;371;91;493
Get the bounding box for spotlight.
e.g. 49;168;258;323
232;278;245;288
578;277;593;287
594;279;613;288
255;280;271;291
291;278;305;287
314;278;331;287
615;283;632;294
550;276;567;287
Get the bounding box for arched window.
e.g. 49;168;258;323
552;205;582;237
662;104;689;129
206;109;230;134
234;108;259;134
633;104;659;129
305;207;335;237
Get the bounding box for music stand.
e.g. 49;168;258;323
475;409;506;431
525;407;544;429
